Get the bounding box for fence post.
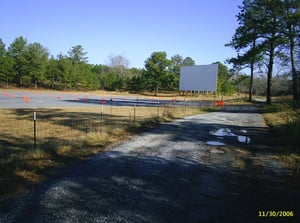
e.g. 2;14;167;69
101;104;103;132
33;111;37;149
157;100;160;118
133;104;136;124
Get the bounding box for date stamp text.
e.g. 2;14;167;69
258;211;294;217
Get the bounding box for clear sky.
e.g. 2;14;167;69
0;0;242;68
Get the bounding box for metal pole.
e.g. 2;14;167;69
157;100;160;118
133;104;136;124
101;105;103;132
33;111;37;149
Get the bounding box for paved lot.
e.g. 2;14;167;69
0;89;210;108
1;105;299;222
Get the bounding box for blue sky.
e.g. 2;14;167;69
1;0;242;68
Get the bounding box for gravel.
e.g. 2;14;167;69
1;106;299;223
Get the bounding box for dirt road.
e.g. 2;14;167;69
1;105;299;222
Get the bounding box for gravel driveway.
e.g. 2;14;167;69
1;105;299;223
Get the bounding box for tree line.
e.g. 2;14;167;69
226;0;300;103
0;36;236;95
2;0;298;102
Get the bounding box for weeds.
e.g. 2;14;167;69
260;100;300;174
261;100;300;146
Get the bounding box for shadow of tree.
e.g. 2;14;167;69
4;150;300;223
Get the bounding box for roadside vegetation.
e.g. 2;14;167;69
259;98;300;173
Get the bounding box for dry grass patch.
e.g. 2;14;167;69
0;105;204;196
260;100;300;174
233;158;247;170
280;153;300;173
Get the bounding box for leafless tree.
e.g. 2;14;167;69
107;54;130;77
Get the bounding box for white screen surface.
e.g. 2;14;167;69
179;64;218;91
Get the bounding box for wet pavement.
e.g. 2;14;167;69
1;106;299;222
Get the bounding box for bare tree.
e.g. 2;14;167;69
107;54;130;77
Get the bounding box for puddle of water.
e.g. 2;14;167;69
209;128;251;144
237;135;251;144
209;128;236;137
206;141;226;146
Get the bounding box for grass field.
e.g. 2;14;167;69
0;105;204;196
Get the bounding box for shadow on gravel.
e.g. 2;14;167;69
3;151;300;223
2;107;300;223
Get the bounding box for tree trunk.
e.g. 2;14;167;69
266;47;274;105
289;34;298;101
248;39;256;102
249;61;254;102
17;70;22;86
298;72;300;100
155;85;158;96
